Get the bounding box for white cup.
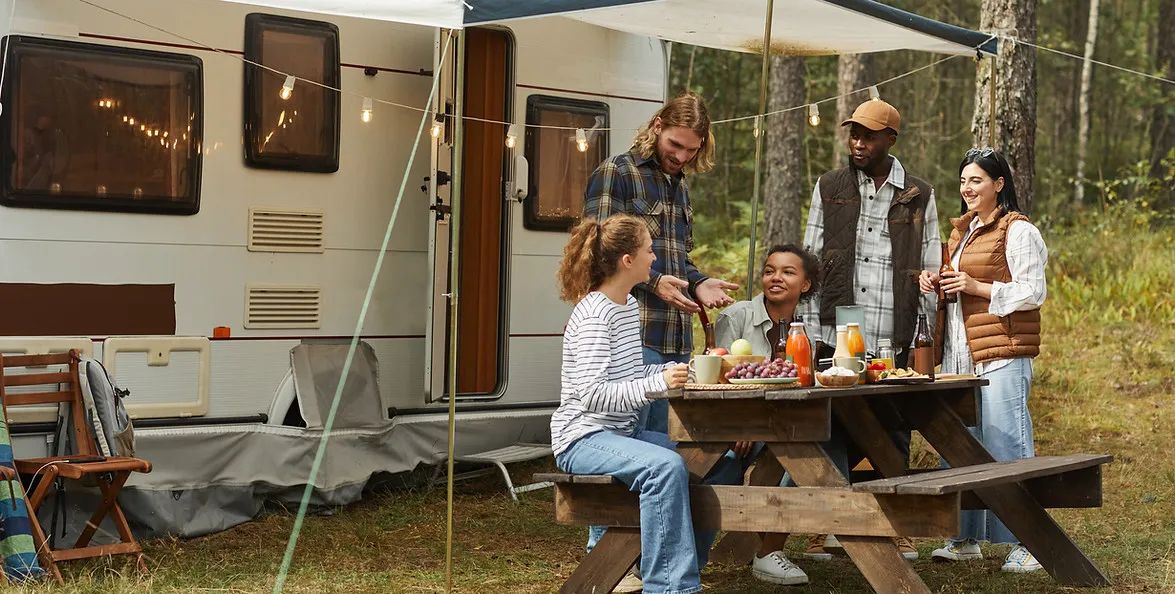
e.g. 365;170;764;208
689;354;722;384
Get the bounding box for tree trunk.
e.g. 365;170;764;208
1150;0;1175;177
1074;0;1100;206
763;56;807;251
972;0;1038;215
833;53;876;168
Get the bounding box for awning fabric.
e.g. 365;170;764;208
213;0;997;56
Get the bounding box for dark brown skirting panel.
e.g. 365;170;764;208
0;283;176;336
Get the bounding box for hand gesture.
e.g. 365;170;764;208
940;270;977;296
662;363;689;389
918;270;940;294
732;440;754;459
695;278;740;309
654;275;701;313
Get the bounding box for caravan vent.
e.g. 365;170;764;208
248;208;325;253
245;285;322;329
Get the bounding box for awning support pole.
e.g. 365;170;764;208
745;0;775;300
445;29;465;594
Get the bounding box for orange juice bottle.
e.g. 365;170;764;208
846;323;866;384
785;322;813;386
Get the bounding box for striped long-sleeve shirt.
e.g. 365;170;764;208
551;291;670;456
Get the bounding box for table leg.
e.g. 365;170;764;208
767;441;931;594
675;442;732;483
832;397;910;478
897;396;1110;587
558;528;642;594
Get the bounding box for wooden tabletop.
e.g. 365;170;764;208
649;377;988;401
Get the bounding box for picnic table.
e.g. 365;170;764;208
538;378;1112;593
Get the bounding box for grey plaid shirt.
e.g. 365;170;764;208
797;157;942;353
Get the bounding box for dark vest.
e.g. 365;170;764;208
818;165;933;349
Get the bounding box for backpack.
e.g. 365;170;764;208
58;357;135;458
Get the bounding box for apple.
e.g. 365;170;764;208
730;339;753;356
708;347;729;356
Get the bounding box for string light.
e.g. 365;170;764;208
430;113;444;139
869;86;881;101
807;104;821;127
279;75;295;100
575;128;588;152
505;123;520;148
361;97;373;123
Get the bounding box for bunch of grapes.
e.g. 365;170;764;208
725;358;798;380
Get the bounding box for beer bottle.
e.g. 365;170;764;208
774;318;789;361
939;244;957;304
912;313;935;379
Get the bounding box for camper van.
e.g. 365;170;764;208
0;0;666;537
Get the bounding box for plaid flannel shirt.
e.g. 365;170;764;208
797;157;942;354
583;150;707;355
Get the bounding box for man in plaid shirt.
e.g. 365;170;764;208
583;92;739;434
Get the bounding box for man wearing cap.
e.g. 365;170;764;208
789;99;942;563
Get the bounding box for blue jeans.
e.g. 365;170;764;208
949;358;1035;544
637;347;689;433
558;430;708;594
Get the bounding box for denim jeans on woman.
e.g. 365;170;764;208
948;357;1035;544
558;429;719;594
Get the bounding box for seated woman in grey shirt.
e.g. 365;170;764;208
714;244;820;586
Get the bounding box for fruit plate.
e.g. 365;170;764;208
877;376;934;385
728;377;800;385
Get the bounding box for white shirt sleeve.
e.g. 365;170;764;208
797;182;825;335
920;189;943;324
567;318;668;413
989;220;1048;316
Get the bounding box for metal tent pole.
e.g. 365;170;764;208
444;29;465;594
745;0;775;299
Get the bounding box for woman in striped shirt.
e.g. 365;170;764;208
551;214;704;594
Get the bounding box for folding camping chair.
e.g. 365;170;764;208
0;350;151;583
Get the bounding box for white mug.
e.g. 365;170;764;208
689;354;722;385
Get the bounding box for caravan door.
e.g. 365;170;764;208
425;28;513;402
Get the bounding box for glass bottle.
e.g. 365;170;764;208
939;243;958;304
786;322;813;386
773;318;789;362
912;313;935;379
833;324;850;359
876;339;895;369
846;322;866;384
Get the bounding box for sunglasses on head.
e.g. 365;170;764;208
966;147;996;158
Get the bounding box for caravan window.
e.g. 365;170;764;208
0;36;203;215
523;95;609;231
243;14;341;173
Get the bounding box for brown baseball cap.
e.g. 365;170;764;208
841;99;901;134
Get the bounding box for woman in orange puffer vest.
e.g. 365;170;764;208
918;148;1048;574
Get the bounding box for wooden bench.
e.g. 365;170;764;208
852;454;1112;497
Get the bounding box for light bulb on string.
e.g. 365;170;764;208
430;113;444;139
279;75;295;100
505;123;521;149
807;104;821;127
575;128;588;152
869;86;881;101
361;97;373;123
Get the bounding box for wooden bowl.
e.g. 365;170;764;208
719;355;766;384
866;369;886;384
815;372;857;388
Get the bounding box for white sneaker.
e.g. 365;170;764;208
752;551;810;586
612;571;643;593
1002;545;1043;573
931;538;983;561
